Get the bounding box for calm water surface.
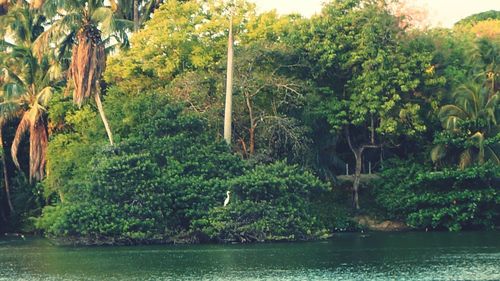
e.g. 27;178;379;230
0;231;499;280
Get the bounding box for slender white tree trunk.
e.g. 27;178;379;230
223;15;234;145
95;93;114;146
133;0;139;31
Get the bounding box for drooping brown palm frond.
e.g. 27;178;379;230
29;118;47;181
459;149;473;170
67;23;114;145
68;24;106;107
11;112;29;172
11;105;48;183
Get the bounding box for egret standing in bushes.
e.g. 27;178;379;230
224;191;231;207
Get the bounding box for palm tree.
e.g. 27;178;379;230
432;82;499;168
1;47;59;182
1;5;61;182
0;0;19;16
109;0;163;31
474;38;499;94
34;0;132;145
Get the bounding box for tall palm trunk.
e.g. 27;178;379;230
69;24;114;146
0;127;14;213
95;93;114;146
223;15;234;145
133;0;139;31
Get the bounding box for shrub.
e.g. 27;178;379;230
197;161;330;242
374;159;500;231
38;89;335;244
38;90;244;243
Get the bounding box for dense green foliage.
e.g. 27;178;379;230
38;90;239;241
37;90;332;243
374;160;500;231
1;0;499;240
455;10;500;26
198;162;330;242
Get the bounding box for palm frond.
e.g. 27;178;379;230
439;104;468;120
68;26;106;106
2;68;26;87
0;39;15;51
453;83;481;118
29;117;47;182
2;82;26;100
484;92;499;125
11;112;30;170
485;144;500;164
443;116;460;131
32;13;81;59
431;144;447;163
91;7;115;37
459;149;472;170
470;131;485;164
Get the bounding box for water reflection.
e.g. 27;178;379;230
0;232;499;280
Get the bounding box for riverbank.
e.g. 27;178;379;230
13;213;409;246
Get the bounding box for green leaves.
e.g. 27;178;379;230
434;80;499;168
38;87;333;243
303;0;432;146
374;159;500;231
39;90;245;242
198;161;329;242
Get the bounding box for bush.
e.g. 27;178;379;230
38;89;336;244
374;159;500;231
197;161;330;242
38;90;245;243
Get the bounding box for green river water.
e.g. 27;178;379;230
0;231;499;280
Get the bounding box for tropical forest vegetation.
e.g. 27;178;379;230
0;0;498;244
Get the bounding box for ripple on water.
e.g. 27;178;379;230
1;232;499;281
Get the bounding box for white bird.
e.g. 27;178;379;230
223;191;231;207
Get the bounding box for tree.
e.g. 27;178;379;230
455;10;500;27
432;35;500;169
110;0;166;31
302;0;430;209
223;13;234;145
0;5;61;183
225;11;309;159
104;0;257;93
1;44;58;184
34;0;132;146
104;0;258;144
232;42;305;157
454;11;500;40
39;89;247;243
432;82;499;168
